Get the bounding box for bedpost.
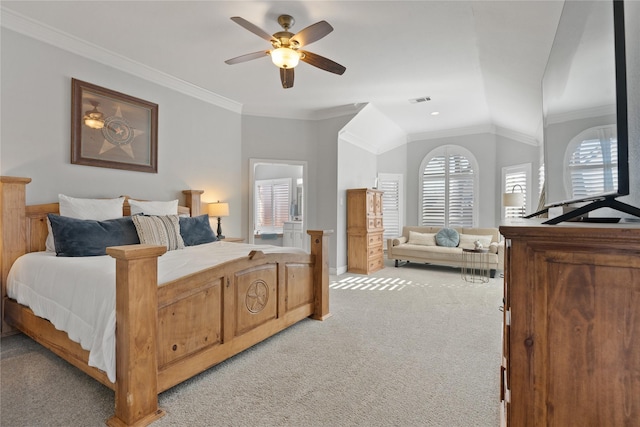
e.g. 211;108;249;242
182;190;204;217
1;176;31;335
106;244;167;427
307;229;333;320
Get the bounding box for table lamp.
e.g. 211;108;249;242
208;201;229;239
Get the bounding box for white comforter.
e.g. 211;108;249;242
7;241;306;383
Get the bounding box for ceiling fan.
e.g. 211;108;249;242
225;14;346;89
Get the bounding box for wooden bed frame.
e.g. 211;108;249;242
0;176;331;426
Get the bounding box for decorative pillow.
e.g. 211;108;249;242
48;214;139;257
179;214;218;246
129;199;178;216
458;234;493;250
132;215;185;251
435;228;460;247
489;241;499;254
46;195;126;251
407;231;437;246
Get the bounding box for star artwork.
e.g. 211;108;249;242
99;106;145;159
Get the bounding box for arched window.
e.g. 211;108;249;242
419;145;478;227
564;125;617;200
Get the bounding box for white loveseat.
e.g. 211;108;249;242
387;226;504;277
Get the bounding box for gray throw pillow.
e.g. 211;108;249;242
48;214;140;257
435;228;460;247
179;214;218;246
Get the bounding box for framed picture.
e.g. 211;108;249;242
71;78;158;173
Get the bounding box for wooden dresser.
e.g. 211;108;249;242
347;188;384;274
499;221;640;426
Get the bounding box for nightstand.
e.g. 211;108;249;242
219;237;244;243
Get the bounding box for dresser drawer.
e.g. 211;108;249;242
368;233;383;245
368;243;383;258
368;256;383;272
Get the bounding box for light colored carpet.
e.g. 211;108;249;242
1;261;502;426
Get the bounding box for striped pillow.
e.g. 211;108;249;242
132;215;185;251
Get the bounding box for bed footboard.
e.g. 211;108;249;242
1;176;332;427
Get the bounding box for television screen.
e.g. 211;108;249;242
542;0;628;219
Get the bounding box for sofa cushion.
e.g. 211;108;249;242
435;228;459;247
408;231;437;246
458;234;493;250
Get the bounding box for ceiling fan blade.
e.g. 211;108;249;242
290;20;333;47
299;50;346;75
280;68;294;89
230;17;277;43
225;50;270;65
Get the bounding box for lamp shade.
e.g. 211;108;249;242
271;47;300;68
502;192;525;207
208;202;229;217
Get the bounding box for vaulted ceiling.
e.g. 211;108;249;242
2;1;564;146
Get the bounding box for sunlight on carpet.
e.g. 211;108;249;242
331;273;499;291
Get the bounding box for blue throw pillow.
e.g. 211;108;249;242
48;214;140;257
435;228;460;247
179;214;218;246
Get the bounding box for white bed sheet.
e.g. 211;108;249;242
7;241;306;383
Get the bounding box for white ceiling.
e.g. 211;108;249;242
1;0;565;145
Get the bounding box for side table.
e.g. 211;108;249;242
461;248;490;283
220;237;244;243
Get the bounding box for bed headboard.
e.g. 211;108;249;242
0;176;203;334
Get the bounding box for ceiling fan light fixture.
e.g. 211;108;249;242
271;47;300;69
83;105;105;129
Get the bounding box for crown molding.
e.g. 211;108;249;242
339;129;407;155
408;123;539;146
408;124;495;142
493;126;539;146
339;130;376;153
1;7;242;113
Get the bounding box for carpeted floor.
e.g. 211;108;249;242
1;261;503;427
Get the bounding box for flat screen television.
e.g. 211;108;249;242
537;0;639;224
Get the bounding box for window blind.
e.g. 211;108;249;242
421;153;474;227
378;174;402;244
568;136;617;199
255;178;291;233
504;170;527;219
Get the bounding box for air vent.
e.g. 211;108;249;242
409;96;431;104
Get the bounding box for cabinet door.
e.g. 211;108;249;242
509;242;640;426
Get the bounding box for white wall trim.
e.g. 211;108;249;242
409;123;539;146
338;130;376;154
1;7;242;113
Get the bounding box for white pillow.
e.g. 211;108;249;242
129;199;178;216
59;194;125;220
407;231;437;246
46;194;125;251
458;234;493;250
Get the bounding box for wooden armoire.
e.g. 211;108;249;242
347;188;384;274
499;221;640;426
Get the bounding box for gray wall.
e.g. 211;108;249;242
0;28;244;235
336;140;378;273
2;4;640;272
241;114;354;270
406;132;499;227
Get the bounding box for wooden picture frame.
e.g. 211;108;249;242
71;78;158;173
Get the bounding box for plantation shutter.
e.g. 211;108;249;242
504;171;527;219
378;173;403;246
421;152;474;228
421;156;446;227
568;133;617;199
448;155;474;227
255;178;291;232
